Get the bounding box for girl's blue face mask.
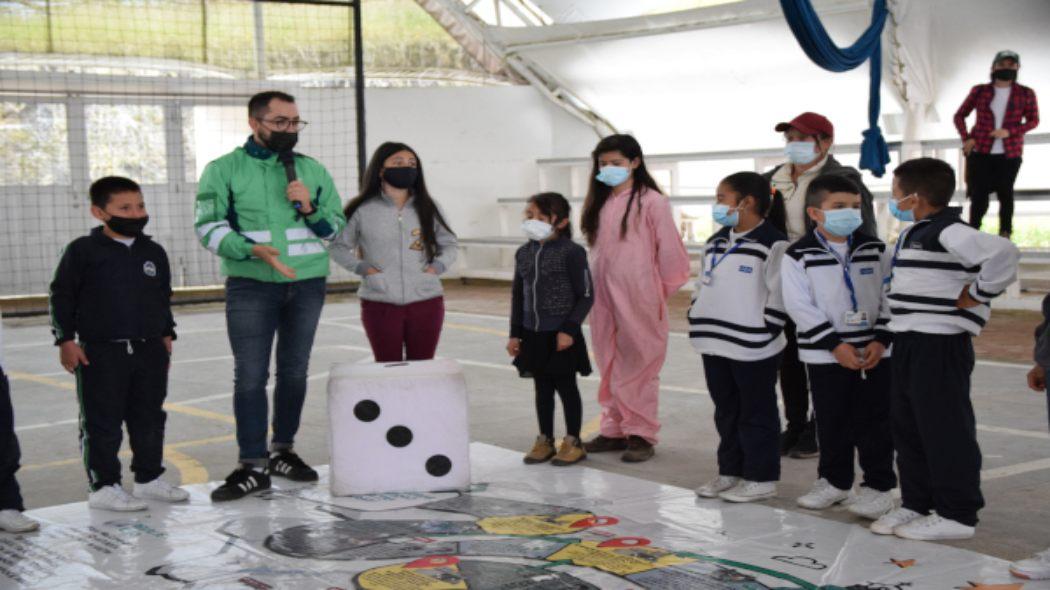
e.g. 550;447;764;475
889;195;916;223
596;166;631;187
712;203;739;227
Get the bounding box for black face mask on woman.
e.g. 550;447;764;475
106;215;149;237
992;69;1017;82
382;167;419;189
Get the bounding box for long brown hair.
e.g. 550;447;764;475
344;142;454;262
580;134;662;246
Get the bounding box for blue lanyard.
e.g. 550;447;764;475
705;238;745;279
815;232;859;312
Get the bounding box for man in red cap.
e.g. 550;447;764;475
954;50;1039;239
763;111;877;459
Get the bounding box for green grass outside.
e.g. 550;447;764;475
0;0;478;75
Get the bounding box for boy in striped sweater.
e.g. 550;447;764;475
872;158;1019;541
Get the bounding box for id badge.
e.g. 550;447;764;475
701;272;713;286
844;311;869;327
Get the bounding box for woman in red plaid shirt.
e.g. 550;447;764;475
954;50;1040;239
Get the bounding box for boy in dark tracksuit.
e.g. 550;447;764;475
0;318;39;533
872;158;1019;541
49;176;189;511
782;175;896;520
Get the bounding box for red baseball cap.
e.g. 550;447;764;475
775;112;834;138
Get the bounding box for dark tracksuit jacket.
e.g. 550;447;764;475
49;226;177;490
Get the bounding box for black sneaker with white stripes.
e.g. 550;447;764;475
210;466;271;502
269;451;319;482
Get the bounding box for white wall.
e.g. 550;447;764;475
363;85;596;239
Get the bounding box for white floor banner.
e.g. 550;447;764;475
0;443;1043;589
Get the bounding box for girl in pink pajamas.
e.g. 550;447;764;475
580;135;691;463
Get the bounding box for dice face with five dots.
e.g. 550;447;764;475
328;359;471;496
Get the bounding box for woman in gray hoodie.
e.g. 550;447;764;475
330;142;457;362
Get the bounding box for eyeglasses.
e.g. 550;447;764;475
256;117;309;132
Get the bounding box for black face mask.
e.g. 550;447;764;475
106;215;149;237
382;167;419;189
992;69;1017;82
264;131;299;153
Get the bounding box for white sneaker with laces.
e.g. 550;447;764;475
719;480;776;503
893;513;975;541
870;507;923;535
695;476;740;499
0;509;39;533
1011;548;1050;580
796;478;850;510
847;487;895;520
134;479;190;503
88;484;148;512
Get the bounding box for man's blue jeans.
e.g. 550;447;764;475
225;277;326;465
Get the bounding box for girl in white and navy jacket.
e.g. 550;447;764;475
689;172;789;503
781;174;896;521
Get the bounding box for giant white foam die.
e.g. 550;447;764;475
327;359;471;495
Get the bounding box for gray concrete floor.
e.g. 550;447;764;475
3;295;1049;562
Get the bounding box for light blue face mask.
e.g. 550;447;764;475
821;208;863;237
712;204;739;227
784;141;819;165
596;166;631;187
889;196;915;223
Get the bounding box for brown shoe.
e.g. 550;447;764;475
523;435;556;464
551;436;587;466
583;435;628;453
621;436;655;463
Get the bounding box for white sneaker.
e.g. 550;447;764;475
847;487;896;520
88;484;148;512
1011;548;1050;580
719;480;776;503
134;479;190;503
0;509;39;533
695;476;740;499
870;507;923;535
893;513;975;541
796;478;850;510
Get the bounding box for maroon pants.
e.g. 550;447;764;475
360;297;445;362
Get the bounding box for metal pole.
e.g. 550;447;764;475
201;0;208;64
353;0;366;184
253;1;266;79
45;0;54;53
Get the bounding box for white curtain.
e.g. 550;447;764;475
886;0;938;160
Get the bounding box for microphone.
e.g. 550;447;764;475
277;151;302;210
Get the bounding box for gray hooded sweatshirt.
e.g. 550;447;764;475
330;194;457;305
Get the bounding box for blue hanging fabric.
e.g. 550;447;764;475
779;0;890;177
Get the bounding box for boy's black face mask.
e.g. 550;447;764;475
106;215;149;237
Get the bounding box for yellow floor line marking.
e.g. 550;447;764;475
21;434;235;473
579;415;601;440
164;447;209;485
8;371;236;425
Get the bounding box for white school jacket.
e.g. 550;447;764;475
887;208;1020;336
688;221;789;362
782;229;893;365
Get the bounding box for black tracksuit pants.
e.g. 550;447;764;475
75;339;169;491
702;354;782;482
0;369;24;511
807;361;896;492
892;332;984;526
780;321;811;433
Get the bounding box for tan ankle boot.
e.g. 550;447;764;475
551;435;587;466
523;435;556;464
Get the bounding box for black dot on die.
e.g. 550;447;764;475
426;455;452;477
353;400;380;422
386;426;413;448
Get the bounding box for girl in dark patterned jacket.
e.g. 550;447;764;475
507;193;593;467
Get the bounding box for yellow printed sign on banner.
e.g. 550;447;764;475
547;538;694;576
476;513;596;536
357;556;466;590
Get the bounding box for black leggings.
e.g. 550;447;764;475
534;375;582;438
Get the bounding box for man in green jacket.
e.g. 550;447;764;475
195;90;346;502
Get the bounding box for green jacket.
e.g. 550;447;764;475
195;138;347;283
